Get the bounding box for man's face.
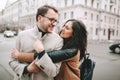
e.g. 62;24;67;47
39;9;58;33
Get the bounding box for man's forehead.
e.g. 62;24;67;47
45;9;58;17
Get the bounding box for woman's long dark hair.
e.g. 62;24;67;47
61;19;87;60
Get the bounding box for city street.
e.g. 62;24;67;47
88;41;120;80
0;34;15;80
0;33;120;80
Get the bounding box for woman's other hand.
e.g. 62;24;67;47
27;60;40;73
33;39;44;53
11;48;20;59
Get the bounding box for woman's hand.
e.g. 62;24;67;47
27;60;40;73
11;48;20;59
33;39;44;53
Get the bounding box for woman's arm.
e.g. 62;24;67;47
46;48;78;63
12;48;78;63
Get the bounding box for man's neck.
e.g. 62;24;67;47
37;25;45;32
37;25;47;37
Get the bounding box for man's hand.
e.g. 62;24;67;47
11;48;20;59
27;60;40;73
33;39;44;53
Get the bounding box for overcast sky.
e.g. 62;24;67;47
0;0;7;11
0;0;17;11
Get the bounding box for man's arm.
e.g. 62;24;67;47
9;58;27;77
9;33;28;78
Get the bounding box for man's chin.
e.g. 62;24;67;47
48;29;53;33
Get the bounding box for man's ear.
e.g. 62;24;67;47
38;15;42;21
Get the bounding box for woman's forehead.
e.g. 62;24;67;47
65;21;73;26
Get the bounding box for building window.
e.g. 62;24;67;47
113;18;115;24
72;0;74;5
97;3;99;9
105;5;107;10
116;30;118;36
64;12;66;19
65;0;68;6
96;14;99;21
84;12;87;16
91;13;93;21
114;8;116;13
96;28;98;35
58;14;60;19
117;19;119;25
71;11;74;18
85;0;87;5
103;29;106;35
90;27;93;34
110;5;113;11
109;17;111;24
91;0;94;7
84;12;87;20
110;0;116;4
112;29;114;36
104;16;106;23
106;16;109;23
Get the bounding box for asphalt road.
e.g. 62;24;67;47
0;64;13;80
87;42;120;80
0;33;120;80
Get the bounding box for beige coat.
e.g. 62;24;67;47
55;50;80;80
9;25;63;80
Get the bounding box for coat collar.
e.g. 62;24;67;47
33;25;48;40
37;25;47;37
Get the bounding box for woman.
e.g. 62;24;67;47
12;19;87;80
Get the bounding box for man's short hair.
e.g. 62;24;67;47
36;5;58;21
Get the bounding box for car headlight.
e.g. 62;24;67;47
118;45;120;47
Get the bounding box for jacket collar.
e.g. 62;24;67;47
33;25;49;40
37;26;47;37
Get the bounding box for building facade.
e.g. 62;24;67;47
57;0;120;40
0;0;120;40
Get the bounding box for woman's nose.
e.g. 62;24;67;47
62;27;65;30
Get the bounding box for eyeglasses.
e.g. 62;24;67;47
42;15;59;24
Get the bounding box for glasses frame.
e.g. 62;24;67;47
41;15;58;24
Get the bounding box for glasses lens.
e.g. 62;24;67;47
42;15;58;23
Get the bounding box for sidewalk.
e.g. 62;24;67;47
88;39;120;44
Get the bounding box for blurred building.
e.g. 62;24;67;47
57;0;120;41
0;0;120;41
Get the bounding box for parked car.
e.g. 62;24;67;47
109;43;120;54
3;30;14;37
12;31;18;36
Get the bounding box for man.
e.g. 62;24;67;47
9;5;63;80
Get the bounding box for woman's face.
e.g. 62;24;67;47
60;21;73;39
